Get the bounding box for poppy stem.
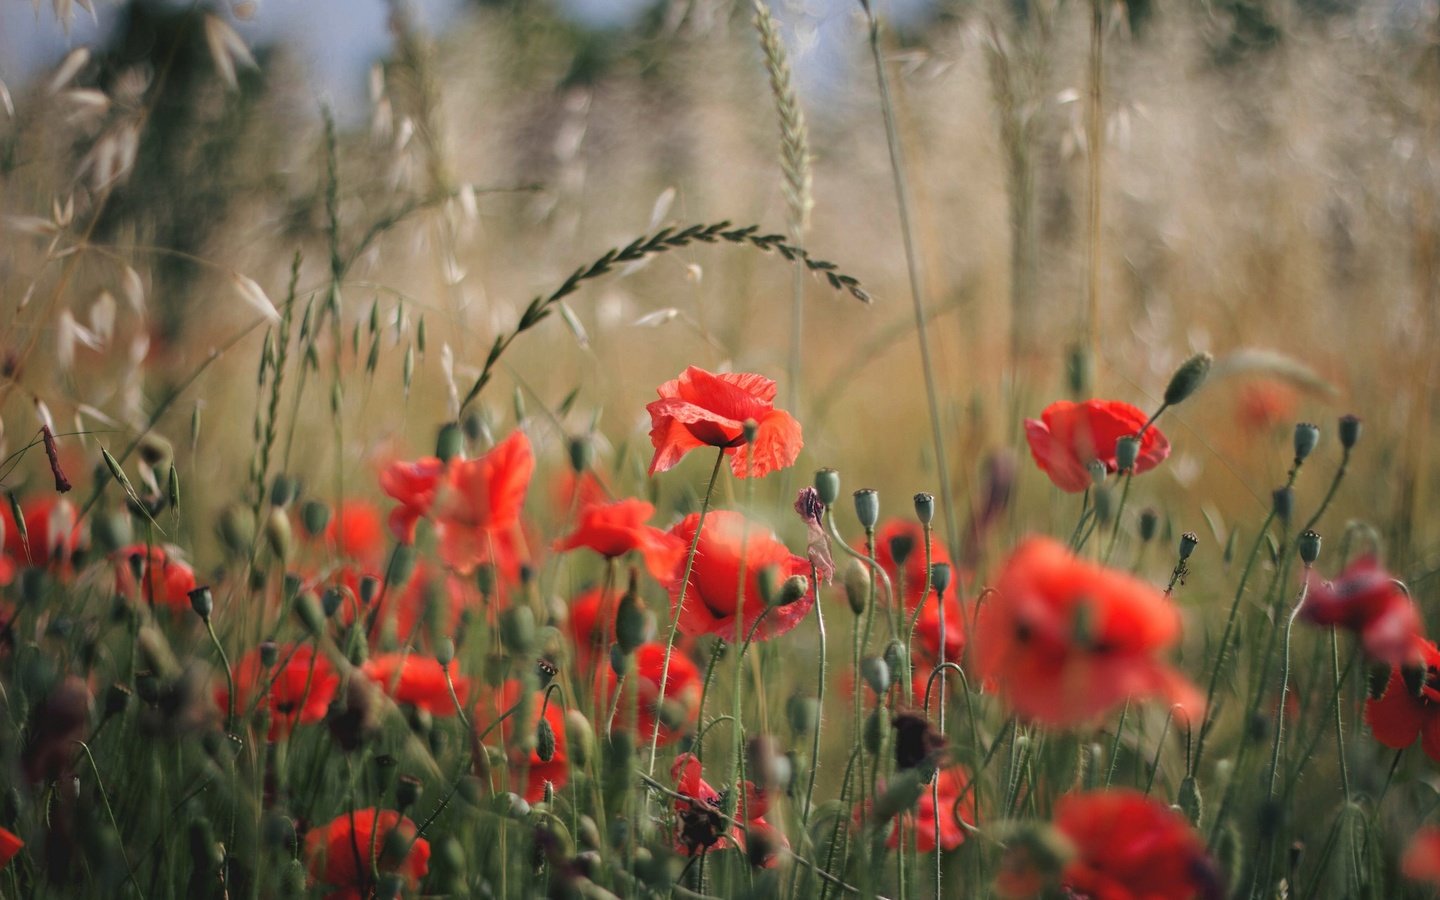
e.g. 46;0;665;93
205;615;236;733
788;562;828;900
1102;470;1134;565
648;448;728;776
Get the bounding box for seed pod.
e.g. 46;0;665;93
786;694;819;736
853;489;879;530
930;562;952;596
1297;530;1322;565
913;492;934;526
501;606;536;654
188;586;214;619
843;560;870;616
435;422;464;463
887;532;914;567
218;504;256;557
1115;435;1141;472
565;710;594;769
1163;352;1213;407
300;499;331;537
1138;508;1159;543
863;708;883;756
1179;532;1199;561
536;718;557;763
1272;487;1293;525
860;657;891;694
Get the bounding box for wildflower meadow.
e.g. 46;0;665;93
1;1;1438;898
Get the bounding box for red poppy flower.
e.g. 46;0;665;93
1402;827;1440;885
475;680;568;803
385;567;476;646
551;468;611;519
568;586;609;674
305;808;430;900
670;753;787;867
646;366;803;479
1365;638;1440;761
1235;380;1298;434
435;431;534;577
604;642;701;746
219;644;339;741
3;496;82;569
0;827;22;870
1049;789;1220;900
361;653;469;716
379;456;446;544
324;502;385;565
554;498;685;581
668;510;811;641
975;536;1201;728
1301;556;1421;666
1024;400;1170;493
874;519;955;613
114;545;197;613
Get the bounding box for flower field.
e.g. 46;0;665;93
1;1;1439;898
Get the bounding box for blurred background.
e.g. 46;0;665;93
1;0;1437;578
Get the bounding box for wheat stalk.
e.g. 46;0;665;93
752;0;812;234
460;221;869;411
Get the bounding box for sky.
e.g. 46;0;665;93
0;0;939;118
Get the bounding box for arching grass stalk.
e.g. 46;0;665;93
858;0;960;562
647;448;727;775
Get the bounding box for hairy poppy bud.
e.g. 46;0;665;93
396;775;422;810
188;586;213;620
1139;508;1159;543
1338;414;1361;450
435;422;465;463
1115;435;1141;472
913;492;935;526
1297;530;1321;566
295;591;325;636
1164;352;1213;407
814;468;841;506
1293;423;1320;463
758;565;782;606
300;499;331;537
609;644;631;676
930;562;952;596
500;606;536;654
844;560;870;616
258;641;279;667
787;694;819;736
863;708;884;756
615;591;647;653
568;435;593;473
775;574;809;607
536;718;557;763
1178;775;1203;826
853;489;879;530
860;657;891;694
1272;487;1293;525
1178;532;1198;561
883;640;907;677
265;507;292;560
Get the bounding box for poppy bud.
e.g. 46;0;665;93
500;606;536;654
435;638;455;666
872;766;927;822
1093;485;1114;523
565;710;594;768
913;492;935;525
844;560;870;616
1163;352;1213;407
475;564;496;599
269;475;297;509
888;532;915;567
758;565;782;606
1272;487;1293;525
388;544;417;589
863;708;883;756
609;644;631;676
883;640;907;676
776;574;809;607
930;562;952;596
536;718;557;763
814;468;841;506
265;507;292;560
322;585;354;620
218;504;256;558
1139;508;1159;543
860;657;891;694
1297;530;1321;566
1338;414;1361;450
295;591;325;636
556;434;591;476
742;418;759;444
787;694;819;736
1178;532;1198;561
300;499;331;537
1115;435;1141;472
1178;775;1203;826
435;422;465;462
188;586;213;620
615;593;647;653
1293;422;1320;463
258;641;279;667
396;774;422;810
1087;459;1107;487
853;489;879;530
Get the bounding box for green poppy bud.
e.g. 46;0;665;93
814;469;841;506
853;489;879;530
1163;352;1213;407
